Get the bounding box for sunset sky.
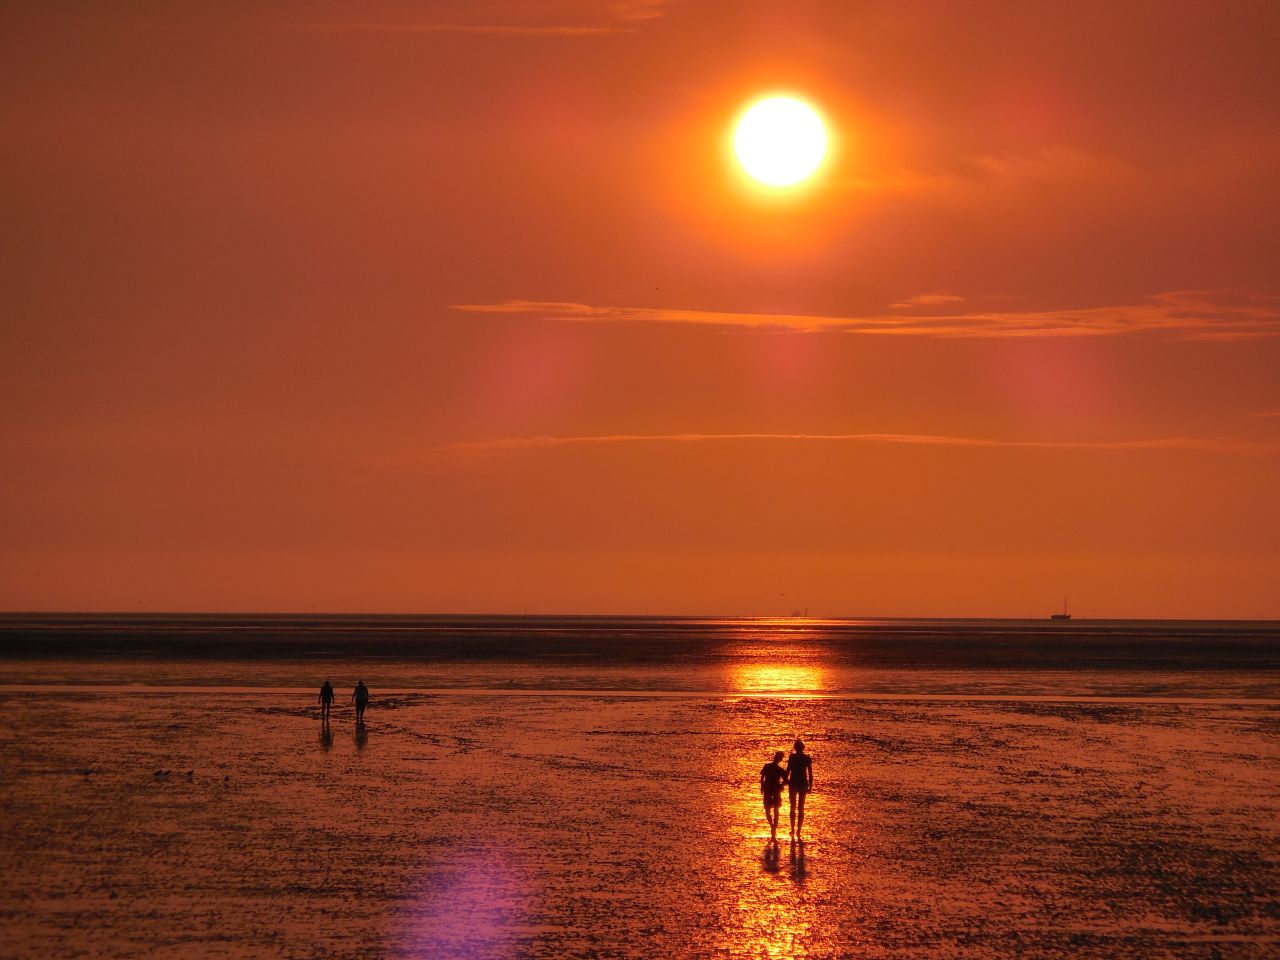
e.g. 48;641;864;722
3;1;1278;617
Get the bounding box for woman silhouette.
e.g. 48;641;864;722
759;750;788;840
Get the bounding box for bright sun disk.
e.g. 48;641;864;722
733;96;828;187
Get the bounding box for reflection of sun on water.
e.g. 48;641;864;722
712;651;827;955
731;860;816;958
731;663;826;697
719;765;821;956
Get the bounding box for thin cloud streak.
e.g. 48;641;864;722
293;23;624;37
444;432;1280;458
890;292;966;308
453;291;1280;340
292;2;668;38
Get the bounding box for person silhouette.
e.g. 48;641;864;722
318;680;335;722
759;750;787;840
351;680;370;723
786;739;814;839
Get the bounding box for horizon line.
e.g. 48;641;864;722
2;610;1278;625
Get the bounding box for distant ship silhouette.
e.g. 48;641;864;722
1050;598;1072;621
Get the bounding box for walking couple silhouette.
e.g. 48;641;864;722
759;739;814;841
318;679;370;723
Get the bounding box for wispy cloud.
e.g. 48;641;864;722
453;291;1280;340
293;1;668;37
890;292;966;308
294;23;622;37
606;0;668;21
968;146;1134;186
444;432;1280;458
1252;410;1280;418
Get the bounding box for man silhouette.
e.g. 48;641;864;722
351;680;370;722
318;680;335;722
786;739;814;839
759;750;787;840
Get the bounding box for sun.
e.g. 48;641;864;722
733;95;828;188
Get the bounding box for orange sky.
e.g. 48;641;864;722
2;1;1278;617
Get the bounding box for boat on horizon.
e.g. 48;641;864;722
1050;598;1072;621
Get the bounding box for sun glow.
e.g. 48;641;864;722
730;663;826;696
733;96;828;187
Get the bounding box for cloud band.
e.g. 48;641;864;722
444;432;1280;457
453;291;1280;340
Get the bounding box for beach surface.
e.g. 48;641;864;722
1;617;1277;958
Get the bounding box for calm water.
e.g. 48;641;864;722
1;616;1277;957
1;614;1277;697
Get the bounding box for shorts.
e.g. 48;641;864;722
762;788;783;808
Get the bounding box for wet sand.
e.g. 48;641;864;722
2;686;1276;958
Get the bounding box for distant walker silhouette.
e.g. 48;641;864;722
351;680;370;722
318;680;335;722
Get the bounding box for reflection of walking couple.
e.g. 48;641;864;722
759;739;814;841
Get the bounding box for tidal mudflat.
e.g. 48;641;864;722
1;617;1277;957
2;682;1277;957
